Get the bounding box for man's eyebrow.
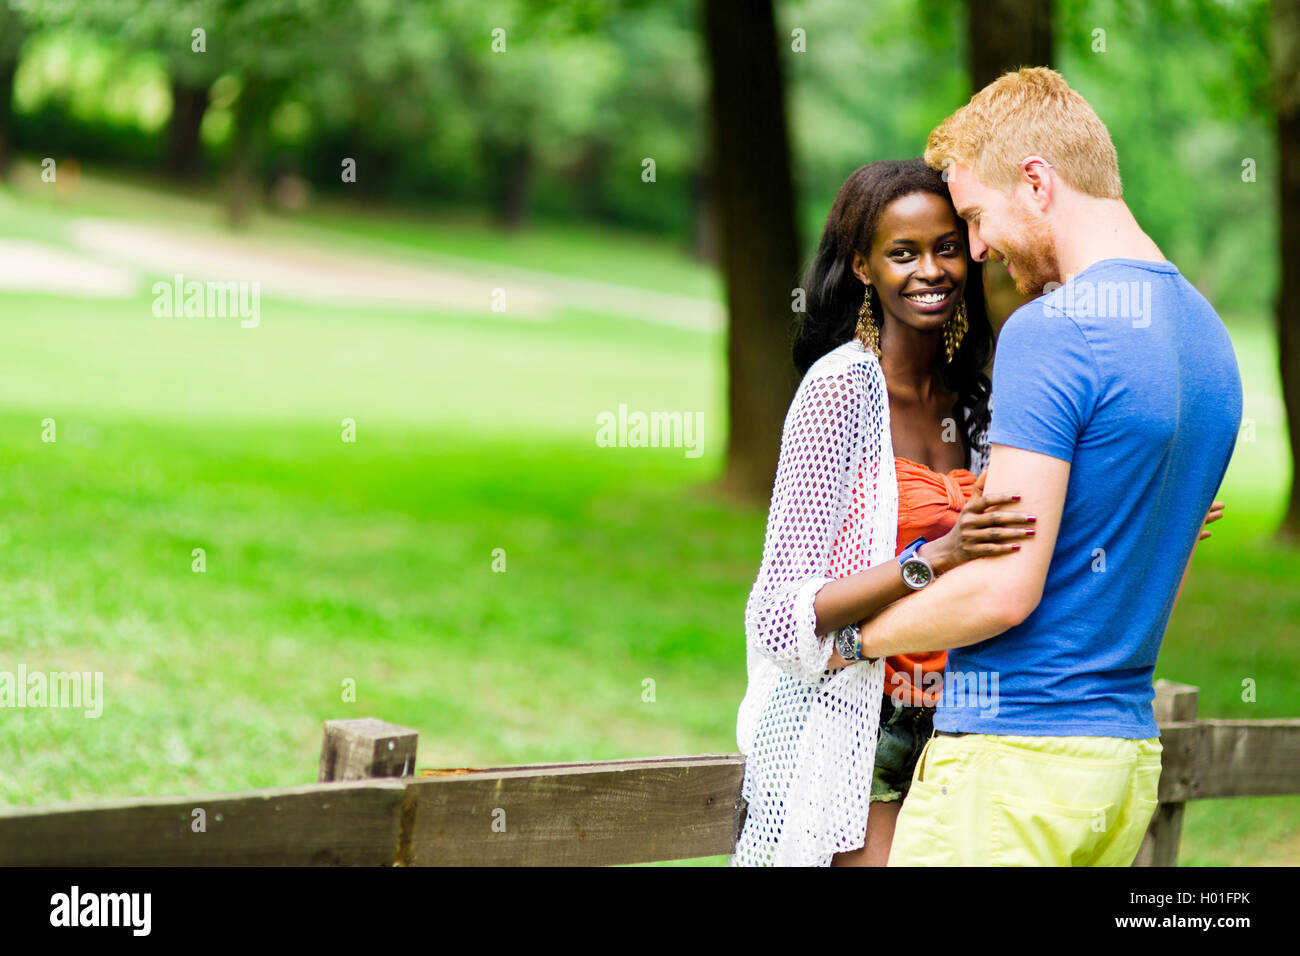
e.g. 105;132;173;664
957;205;980;221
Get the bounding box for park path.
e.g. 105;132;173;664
0;214;723;332
0;237;136;296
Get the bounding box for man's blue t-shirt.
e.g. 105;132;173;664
935;258;1242;738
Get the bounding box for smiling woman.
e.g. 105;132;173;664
732;158;1037;867
853;190;969;356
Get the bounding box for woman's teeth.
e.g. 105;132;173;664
904;290;949;304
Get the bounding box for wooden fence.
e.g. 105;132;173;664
1;681;1296;866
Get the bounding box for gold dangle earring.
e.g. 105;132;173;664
857;286;880;358
944;299;968;364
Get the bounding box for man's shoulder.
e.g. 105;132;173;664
997;293;1085;348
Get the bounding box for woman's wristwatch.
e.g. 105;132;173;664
898;536;936;590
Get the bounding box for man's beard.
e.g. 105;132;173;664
1000;213;1059;296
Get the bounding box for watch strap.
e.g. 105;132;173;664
898;536;927;565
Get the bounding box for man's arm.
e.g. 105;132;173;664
857;444;1072;658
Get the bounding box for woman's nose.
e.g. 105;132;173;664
917;252;944;279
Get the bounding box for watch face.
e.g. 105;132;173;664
902;558;932;589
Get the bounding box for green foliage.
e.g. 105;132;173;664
1057;0;1274;311
0;1;29;63
779;0;971;248
5;0;1278;305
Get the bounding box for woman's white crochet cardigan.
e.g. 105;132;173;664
730;337;989;867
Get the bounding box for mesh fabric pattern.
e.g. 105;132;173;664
730;337;988;866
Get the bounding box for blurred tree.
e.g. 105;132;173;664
1273;0;1300;539
167;80;208;178
969;0;1053;88
0;1;29;179
703;0;800;503
779;0;966;241
20;0;433;224
208;0;357;225
966;0;1053;329
163;3;219;181
18;0;220;179
1057;0;1272;314
435;0;645;230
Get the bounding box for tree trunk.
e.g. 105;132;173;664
166;78;209;181
966;0;1054;333
703;0;801;504
691;154;718;264
0;54;16;181
968;0;1052;89
1274;0;1300;540
488;140;533;231
568;139;609;222
0;5;23;182
226;78;276;228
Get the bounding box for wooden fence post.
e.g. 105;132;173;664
1133;680;1199;867
319;718;419;782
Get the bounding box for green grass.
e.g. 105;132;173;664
1;419;751;798
0;166;1296;867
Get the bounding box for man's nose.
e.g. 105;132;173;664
967;230;989;262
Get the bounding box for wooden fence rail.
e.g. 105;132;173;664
1;681;1296;866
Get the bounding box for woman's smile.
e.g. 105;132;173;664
901;286;954;313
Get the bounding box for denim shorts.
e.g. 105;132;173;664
871;693;935;802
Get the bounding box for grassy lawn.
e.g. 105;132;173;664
0;167;1295;866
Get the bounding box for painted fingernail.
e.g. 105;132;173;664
1025;530;1036;536
1013;545;1021;551
1027;516;1037;523
1012;495;1022;500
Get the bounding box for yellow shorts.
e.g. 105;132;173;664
887;731;1162;866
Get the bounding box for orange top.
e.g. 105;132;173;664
886;456;978;707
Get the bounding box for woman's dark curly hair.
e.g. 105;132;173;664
792;158;992;451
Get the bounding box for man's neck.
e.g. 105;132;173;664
1052;196;1165;282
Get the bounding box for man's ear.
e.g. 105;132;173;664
1020;156;1053;212
851;250;873;287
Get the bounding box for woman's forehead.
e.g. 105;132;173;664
876;192;958;237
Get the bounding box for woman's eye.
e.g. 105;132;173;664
940;242;960;254
891;250;914;260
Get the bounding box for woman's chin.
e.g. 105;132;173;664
895;315;952;337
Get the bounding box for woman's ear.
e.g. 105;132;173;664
851;250;872;287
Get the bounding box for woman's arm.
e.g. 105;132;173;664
1173;500;1224;608
743;367;859;684
818;469;1034;666
855;444;1067;659
746;365;1028;680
